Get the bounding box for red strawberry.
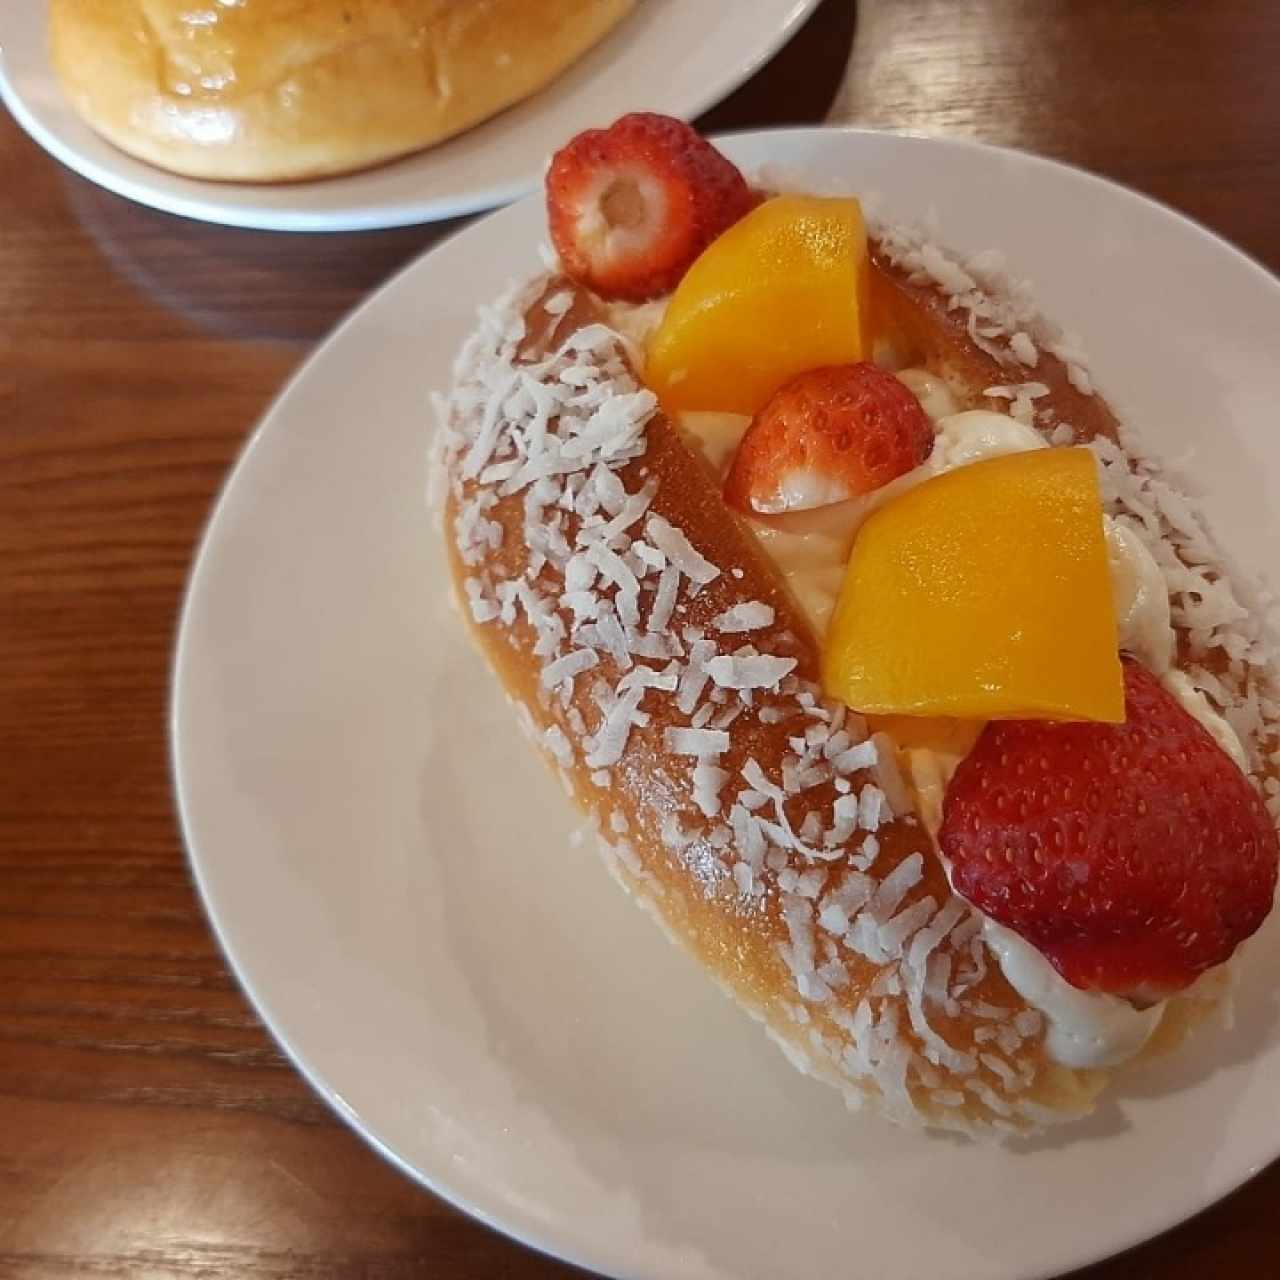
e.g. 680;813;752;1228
723;364;935;515
545;112;755;303
940;658;1278;1000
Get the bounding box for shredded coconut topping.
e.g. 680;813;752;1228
1088;434;1279;791
713;601;776;633
437;263;1277;1138
666;727;731;757
871;212;1096;424
645;515;721;586
704;654;798;690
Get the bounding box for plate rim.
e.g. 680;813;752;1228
170;124;1280;1280
0;0;822;231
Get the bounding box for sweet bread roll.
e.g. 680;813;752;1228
434;172;1279;1134
49;0;634;181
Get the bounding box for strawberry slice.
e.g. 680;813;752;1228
723;363;935;515
940;658;1278;1000
545;112;755;303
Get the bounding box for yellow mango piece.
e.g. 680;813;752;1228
644;195;869;415
823;448;1124;722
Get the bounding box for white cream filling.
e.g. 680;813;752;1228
678;395;1244;763
674;379;1246;1070
760;407;1048;629
1106;520;1175;674
1105;525;1248;770
912;756;1167;1068
894;368;959;422
1163;669;1251;773
980;921;1166;1069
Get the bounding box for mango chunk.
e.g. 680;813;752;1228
823;448;1124;722
645;196;869;415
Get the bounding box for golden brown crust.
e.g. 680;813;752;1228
868;250;1121;443
870;250;1265;1070
447;285;833;1023
439;241;1275;1132
49;0;634;181
871;245;1280;741
439;276;1115;1132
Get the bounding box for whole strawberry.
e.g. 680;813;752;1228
724;363;935;515
940;658;1278;1000
545;112;756;302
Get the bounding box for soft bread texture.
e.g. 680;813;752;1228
867;239;1279;726
866;253;1119;430
50;0;634;181
437;250;1271;1134
440;275;1113;1134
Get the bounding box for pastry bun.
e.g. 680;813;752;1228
49;0;635;182
435;250;1267;1135
437;275;1110;1134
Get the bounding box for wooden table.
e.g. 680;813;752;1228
3;1;1278;1275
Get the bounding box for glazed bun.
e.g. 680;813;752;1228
49;0;635;182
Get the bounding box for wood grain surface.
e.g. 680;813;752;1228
3;1;1279;1276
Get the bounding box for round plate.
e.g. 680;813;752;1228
0;0;818;231
173;129;1280;1279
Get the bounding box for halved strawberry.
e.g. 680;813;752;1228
545;113;755;303
723;363;934;515
940;658;1278;1001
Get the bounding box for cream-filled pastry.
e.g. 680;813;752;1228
434;113;1279;1135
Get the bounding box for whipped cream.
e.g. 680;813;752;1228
1164;668;1250;773
701;405;1049;635
881;408;1241;1068
894;368;958;421
1104;525;1246;767
674;380;1246;1070
907;747;1168;1068
1106;519;1174;674
615;279;1248;760
687;395;1245;765
928;408;1046;469
981;921;1166;1068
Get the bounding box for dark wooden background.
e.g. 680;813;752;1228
3;1;1279;1275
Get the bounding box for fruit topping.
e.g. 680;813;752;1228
645;195;870;414
545;112;755;302
723;363;934;515
823;446;1124;721
940;658;1279;999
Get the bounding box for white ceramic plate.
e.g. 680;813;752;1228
173;129;1280;1279
0;0;819;231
